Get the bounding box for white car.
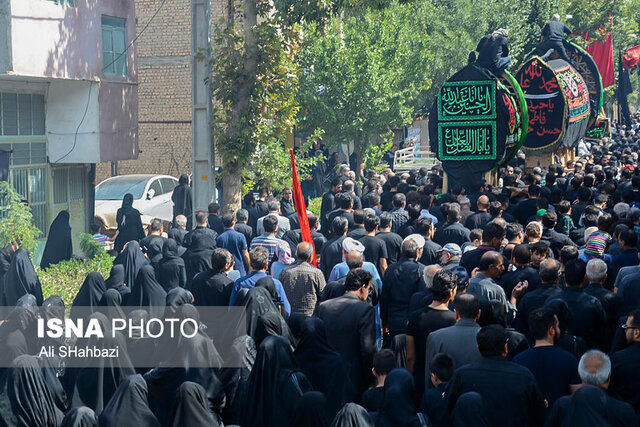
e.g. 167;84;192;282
94;174;178;231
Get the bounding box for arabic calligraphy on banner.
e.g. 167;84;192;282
438;121;497;161
516;58;565;151
555;65;590;123
438;81;496;121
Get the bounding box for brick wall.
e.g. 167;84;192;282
97;0;225;182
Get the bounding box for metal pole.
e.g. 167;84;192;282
191;0;216;215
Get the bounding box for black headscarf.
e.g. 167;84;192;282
40;210;73;269
165;287;193;311
104;265;130;302
144;305;225;426
253;311;294;348
3;248;44;306
98;288;126;320
220;335;256;425
97;374;160;427
0;304;38;367
376;369;421;427
234;287;287;341
169;381;221;427
330;403;374;427
71;272;106;318
145;237;165;267
122;193;134;212
292;391;330;427
171;175;193;229
60;406;99;427
16;293;37;308
70;312;135;415
452;392;489;427
114;194;145;253
7;355;64;427
114;241;149;288
294;317;349;420
128;265;167;318
156;239;186;291
242;335;312;427
0;244;15;289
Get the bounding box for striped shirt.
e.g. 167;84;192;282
92;233;109;248
250;234;288;266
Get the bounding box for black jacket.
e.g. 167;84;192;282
319;236;346;280
515;284;562;336
465;211;492;231
433;222;471;247
610;342;640;414
541;228;577;259
500;266;542;297
445;356;545;427
316;293;377;402
381;258;426;337
234;223;253;246
419;238;442;267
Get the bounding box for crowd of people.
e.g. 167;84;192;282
1;115;640;426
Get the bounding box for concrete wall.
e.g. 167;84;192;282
0;0;10;73
99;81;138;161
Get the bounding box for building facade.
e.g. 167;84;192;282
0;0;138;253
96;0;226;183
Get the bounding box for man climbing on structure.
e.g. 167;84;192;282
536;14;574;65
475;28;512;77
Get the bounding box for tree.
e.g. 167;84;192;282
0;182;40;255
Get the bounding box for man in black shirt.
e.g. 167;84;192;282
500;244;541;297
207;202;225;235
536;14;573;64
515;258;562;336
279;187;295;217
380;175;400;212
326;193;355;237
610;310;640;414
415;217;442;266
584;258;621;349
320;217;348;279
234;209;253;246
514;184;541;225
540;211;577;259
390;193;409;234
465;195;491;230
544;259;607;350
406;269;457;394
320;177;342;233
254;188;270;218
377;213;402;264
282;214;327;256
358;215;388;277
445;325;546;427
433;205;471;247
346;209;367;239
513;308;581;409
168;215;188;246
460;222;505;273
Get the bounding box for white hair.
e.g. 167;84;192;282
492;28;509;39
175;215;187;227
423;265;442;288
578;350;611;385
613;203;630;219
586;259;607;283
552;13;561;21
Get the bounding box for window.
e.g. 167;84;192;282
102;16;127;76
159;178;177;195
148;179;162;198
0;93;45;136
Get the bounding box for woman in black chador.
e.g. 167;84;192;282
2;248;44;306
114;193;145;253
171;174;193;230
40;210;73;270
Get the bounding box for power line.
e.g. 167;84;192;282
53;0;169;163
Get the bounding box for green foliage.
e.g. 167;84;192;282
363;139;393;173
39;252;113;307
0;181;41;255
80;232;106;260
308;197;322;216
243;129;326;195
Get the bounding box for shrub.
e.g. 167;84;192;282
39;252;113;307
0;181;41;255
80;232;106;259
308;197;322;216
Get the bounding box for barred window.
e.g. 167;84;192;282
0;93;46;136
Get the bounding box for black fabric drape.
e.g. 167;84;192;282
40;210;73;270
71;272;106;318
97;374;160;427
165;287;193;311
98;288;126;319
169;381;221;427
113;241;149;289
7;355;64;427
104;265;131;303
128;265;167;318
375;369;422;427
156;239;187;291
60;406;99;427
241;335;313;427
114;194;146;253
171;175;193;230
220;335;256;425
294;317;349;420
254;311;294;349
618;51;633;127
292;391;330;427
2;248;43;306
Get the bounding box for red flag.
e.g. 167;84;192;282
289;149;317;266
623;44;640;70
586;33;615;88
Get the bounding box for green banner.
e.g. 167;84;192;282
438;121;497;161
438;81;497;121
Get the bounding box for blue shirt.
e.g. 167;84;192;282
328;261;383;290
216;228;248;276
228;271;291;315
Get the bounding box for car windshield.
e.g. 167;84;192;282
95;177;148;200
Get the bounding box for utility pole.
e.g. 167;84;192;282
191;0;216;213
